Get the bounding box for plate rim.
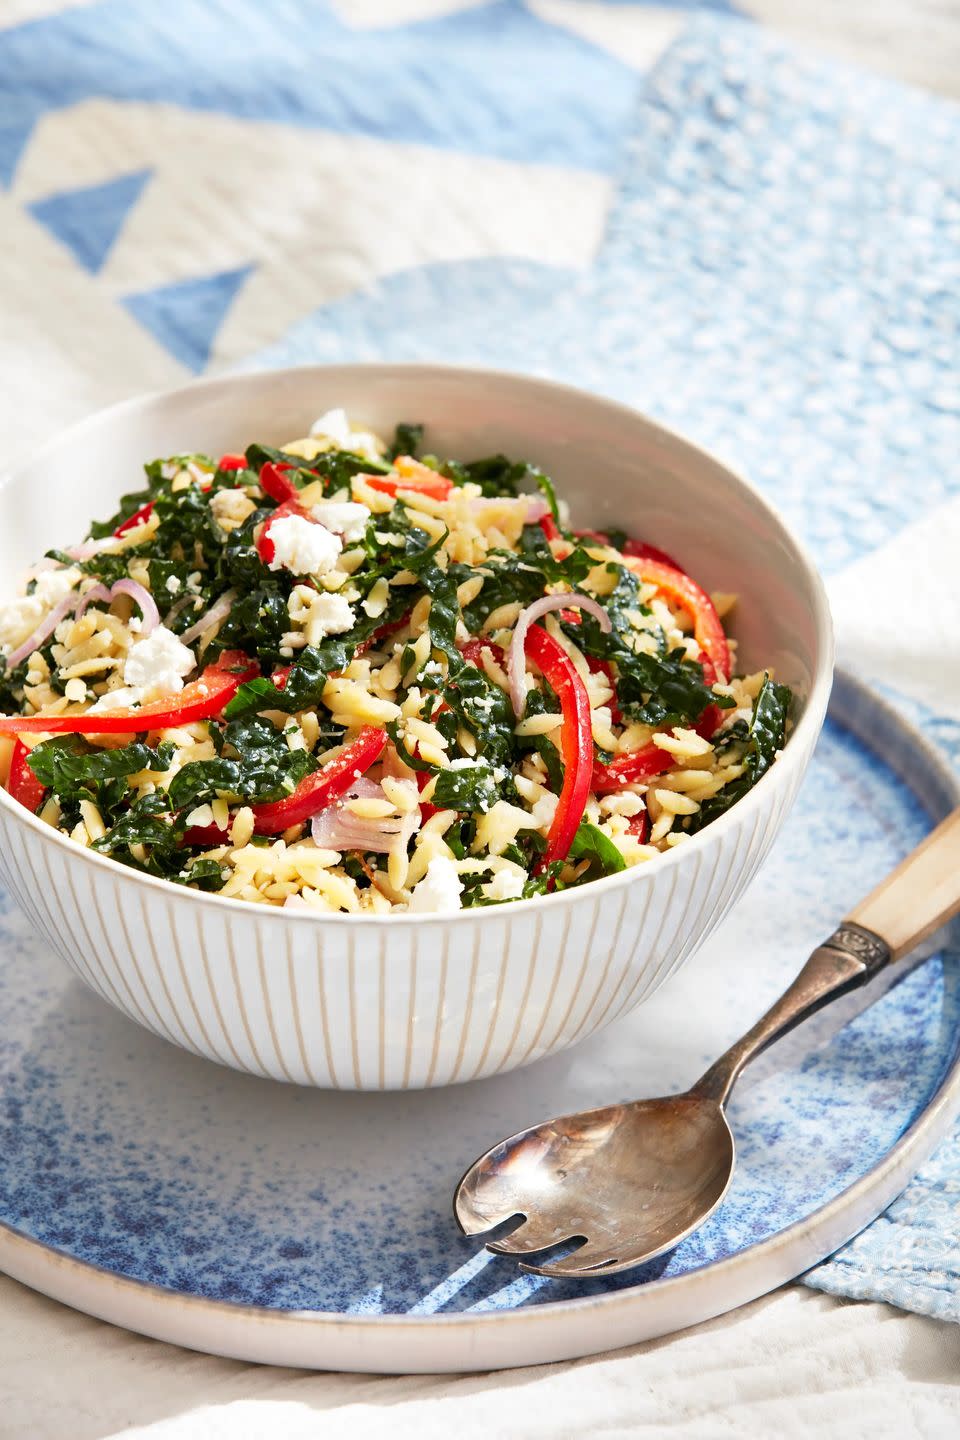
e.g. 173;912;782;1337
1;668;957;1372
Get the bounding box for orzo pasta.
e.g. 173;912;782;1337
0;410;791;913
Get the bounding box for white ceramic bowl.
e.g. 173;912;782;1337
0;365;833;1089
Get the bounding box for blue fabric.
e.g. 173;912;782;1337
123;265;255;372
29;170;152;273
1;0;959;1324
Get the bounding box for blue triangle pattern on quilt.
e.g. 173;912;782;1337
122;265;254;372
0;120;33;187
28;169;152;272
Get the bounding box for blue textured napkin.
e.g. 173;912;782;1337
2;0;959;1322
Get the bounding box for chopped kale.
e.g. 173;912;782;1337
681;676;791;834
166;716;316;811
565;821;627;879
387;422;424;460
26;735;171;795
431;762;500;814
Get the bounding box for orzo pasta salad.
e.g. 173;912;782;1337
0;410;791;913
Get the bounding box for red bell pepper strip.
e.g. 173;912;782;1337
250;725;387;835
628;809;650;843
258;461;298;505
622;538;684;570
693;656;724;741
538;513;562;544
624;555;730;684
591;742;672;794
524;625;593;874
364;458;453;503
183;822;230;847
592;654;725;795
0;651;258;737
458;636;506;669
572;530;682;570
414;767;439;823
113;501;154;539
255;463;323;567
354;609;413;660
6;738;46;813
218;453;248;472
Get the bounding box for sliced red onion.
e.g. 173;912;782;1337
111;579;160;634
508;594;612;718
64;538;116;561
180;590;236;647
75;583;112;617
311;777;421;855
4;592;81;670
163;594;196;628
76;578;159;635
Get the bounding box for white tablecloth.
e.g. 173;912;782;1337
3;1280;959;1437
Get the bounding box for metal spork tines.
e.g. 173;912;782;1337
455;807;960;1278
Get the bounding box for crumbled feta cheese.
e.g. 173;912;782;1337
310;500;370;543
408;855;463;914
267;515;342;577
165;575;182;594
123;625;196;700
64;678;87;703
309;407;352;446
0;566;80;653
309;409;383;462
287;588;355;639
484;867;526;902
88;685;142;713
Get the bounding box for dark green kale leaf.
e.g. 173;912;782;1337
514;687;564;792
431;762;500;813
414;562;517;767
530;466;560;522
566;563;721;729
681;676;792;835
166;716;316;811
243;442;390;492
461;535;592;632
387;422;424;460
91;790;179;857
181;857;230;891
565;820;627;880
439;453;525;498
27;737;173;818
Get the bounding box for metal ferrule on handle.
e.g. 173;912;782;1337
690;924;891;1108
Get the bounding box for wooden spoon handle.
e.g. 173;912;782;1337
847;807;960;961
692;807;960;1106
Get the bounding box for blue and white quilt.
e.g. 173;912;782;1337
1;0;958;1322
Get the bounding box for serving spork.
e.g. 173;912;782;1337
454;808;960;1278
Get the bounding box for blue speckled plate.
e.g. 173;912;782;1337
1;672;958;1372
